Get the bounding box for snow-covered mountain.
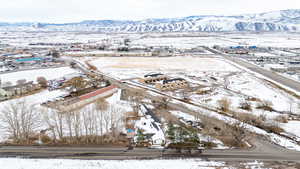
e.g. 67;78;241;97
1;9;300;32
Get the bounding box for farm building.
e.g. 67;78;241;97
141;73;167;84
46;85;118;112
156;78;188;91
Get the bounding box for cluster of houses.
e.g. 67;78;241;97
213;45;270;55
0;51;65;73
213;45;300;80
63;37;174;57
0;80;41;101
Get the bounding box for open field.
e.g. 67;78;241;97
0;67;77;85
90;56;239;79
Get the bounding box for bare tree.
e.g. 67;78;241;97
41;108;57;141
0;100;41;143
65;111;74;143
82;106;98;143
127;89;145;113
72;111;82;142
228;121;248;147
256;100;274;111
37;77;48;88
95;99;109;143
16;79;27;86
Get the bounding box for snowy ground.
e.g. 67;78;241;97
282;121;300;138
227;72;299;113
132;36;238;49
131;33;300;48
89;56;239;79
0;67;77;85
3;31;300;49
0;32;111;47
0;158;273;169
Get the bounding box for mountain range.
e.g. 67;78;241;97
1;9;300;32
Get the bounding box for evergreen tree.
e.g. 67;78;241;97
136;129;146;143
167;123;176;142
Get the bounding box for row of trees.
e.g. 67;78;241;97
0;99;125;144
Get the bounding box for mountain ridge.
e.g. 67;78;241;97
1;9;300;32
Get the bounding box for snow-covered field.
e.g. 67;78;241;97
89;55;298;114
0;32;112;47
131;33;300;48
3;31;300;49
0;67;77;85
90;56;239;79
227;72;299;112
132;36;238;49
0;158;271;169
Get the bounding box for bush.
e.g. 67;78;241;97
256;100;274;111
263;124;284;134
233;112;284;135
239;101;252;111
37;76;48;88
217;98;231;112
40;135;52;144
246;97;261;102
201;141;217;149
274;115;288;123
236;113;263;127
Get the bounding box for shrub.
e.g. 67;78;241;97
263;124;284;134
37;76;48;88
274;115;289;123
40;135;52;144
246;97;261;102
236;113;263;127
217;98;231;112
233;112;284;135
239;101;252;111
256;100;274;111
201;141;217;149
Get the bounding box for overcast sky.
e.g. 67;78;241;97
0;0;299;23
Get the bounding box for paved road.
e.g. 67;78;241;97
203;47;300;93
0;140;300;162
